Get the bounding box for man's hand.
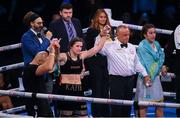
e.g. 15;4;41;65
46;31;53;40
51;38;60;48
161;65;168;76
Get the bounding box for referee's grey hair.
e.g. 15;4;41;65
116;25;130;34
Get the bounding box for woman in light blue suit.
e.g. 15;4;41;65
135;24;165;117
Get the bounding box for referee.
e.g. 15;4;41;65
96;25;150;117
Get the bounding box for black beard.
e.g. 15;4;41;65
33;27;42;32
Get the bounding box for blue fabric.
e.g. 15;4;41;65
21;29;50;65
67;22;75;41
137;39;164;81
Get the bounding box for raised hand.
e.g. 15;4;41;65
51;38;60;48
100;25;111;37
45;31;53;39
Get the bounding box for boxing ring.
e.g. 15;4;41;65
0;89;179;108
0;9;179;117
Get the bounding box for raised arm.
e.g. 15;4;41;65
80;36;107;59
35;40;59;75
80;25;111;59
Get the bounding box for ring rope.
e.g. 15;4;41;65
0;62;24;72
0;112;32;118
0;62;176;97
0;105;26;114
0;90;179;108
133;88;176;97
0;43;21;52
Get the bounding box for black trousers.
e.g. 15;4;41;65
91;65;109;117
85;55;110;117
25;98;53;117
109;75;134;117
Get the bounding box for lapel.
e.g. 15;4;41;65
60;19;69;41
28;29;42;45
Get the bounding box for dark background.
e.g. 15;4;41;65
0;0;179;45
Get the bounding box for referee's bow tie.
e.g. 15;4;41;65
120;43;128;48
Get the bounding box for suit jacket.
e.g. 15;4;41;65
21;29;50;65
85;28;100;50
49;18;83;52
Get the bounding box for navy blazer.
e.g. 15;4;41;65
21;29;50;65
49;18;83;52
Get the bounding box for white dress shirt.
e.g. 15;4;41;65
30;28;43;44
174;24;180;49
96;36;148;77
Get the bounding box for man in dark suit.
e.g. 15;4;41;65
49;2;83;52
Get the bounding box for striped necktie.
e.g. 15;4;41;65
67;22;74;41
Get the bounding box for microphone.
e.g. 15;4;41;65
42;27;48;34
41;27;53;40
